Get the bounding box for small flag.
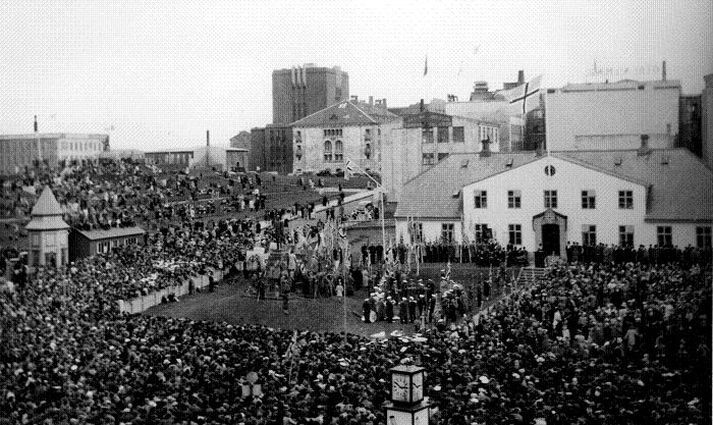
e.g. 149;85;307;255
423;55;428;77
344;159;354;181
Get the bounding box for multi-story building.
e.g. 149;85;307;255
394;145;711;254
291;99;399;175
383;107;501;202
272;64;349;125
0;133;109;175
545;79;681;151
248;125;293;173
703;74;713;169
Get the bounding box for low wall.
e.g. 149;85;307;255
312;190;376;221
116;267;224;314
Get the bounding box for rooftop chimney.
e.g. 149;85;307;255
206;130;210;147
368;96;373;106
33;115;38;133
518;70;525;84
479;137;491;157
637;134;651;156
420;99;425;112
662;60;667;81
382;98;387;108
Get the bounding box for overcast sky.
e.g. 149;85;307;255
1;0;711;150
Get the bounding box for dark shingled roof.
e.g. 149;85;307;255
395;148;712;222
76;226;146;241
395;152;542;219
291;100;399;127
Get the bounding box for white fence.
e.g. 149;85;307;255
116;267;223;314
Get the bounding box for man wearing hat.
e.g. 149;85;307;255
385;297;394;323
399;297;408;324
362;298;372;323
408;297;417;324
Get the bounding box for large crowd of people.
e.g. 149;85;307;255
0;160;710;424
1;254;709;424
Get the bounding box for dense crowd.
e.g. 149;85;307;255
564;241;711;266
1;255;710;424
1;161;710;424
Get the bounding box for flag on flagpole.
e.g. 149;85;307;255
500;75;542;115
423;55;428;77
344;159;354;181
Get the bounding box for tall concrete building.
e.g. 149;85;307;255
272;64;349;125
703;74;713;169
545;79;681;151
249;125;293;174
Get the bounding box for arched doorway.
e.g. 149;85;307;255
533;208;568;257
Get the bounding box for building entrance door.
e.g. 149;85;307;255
542;224;561;256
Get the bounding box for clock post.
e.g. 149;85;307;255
385;365;431;425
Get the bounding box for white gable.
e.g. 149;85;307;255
461;156;648;250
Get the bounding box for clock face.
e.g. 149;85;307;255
412;372;423;401
391;374;409;402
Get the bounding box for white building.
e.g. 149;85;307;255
545;79;681;151
25;187;70;269
291;100;401;174
394;147;712;255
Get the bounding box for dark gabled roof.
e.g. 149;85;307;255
557;149;712;222
292;100;399;128
75;226;146;241
395;148;713;222
394;152;542;218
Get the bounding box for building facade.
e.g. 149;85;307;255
144;150;194;168
0;133;109;175
383;110;501;202
69;227;145;261
249;125;293;173
703;74;713;169
394;148;712;254
545;79;681;151
292;100;400;174
272;64;349;125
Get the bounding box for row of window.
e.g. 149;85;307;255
323;128;343;137
420;224;712;248
61;140;102;152
422;126;466;144
577;225;711;248
31;248;68;267
474;190;635;210
323;140;344;162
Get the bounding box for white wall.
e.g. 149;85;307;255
395;219;462;245
546;84;680;151
462;156;648;251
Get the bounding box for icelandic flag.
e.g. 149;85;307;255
501;75;542;115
